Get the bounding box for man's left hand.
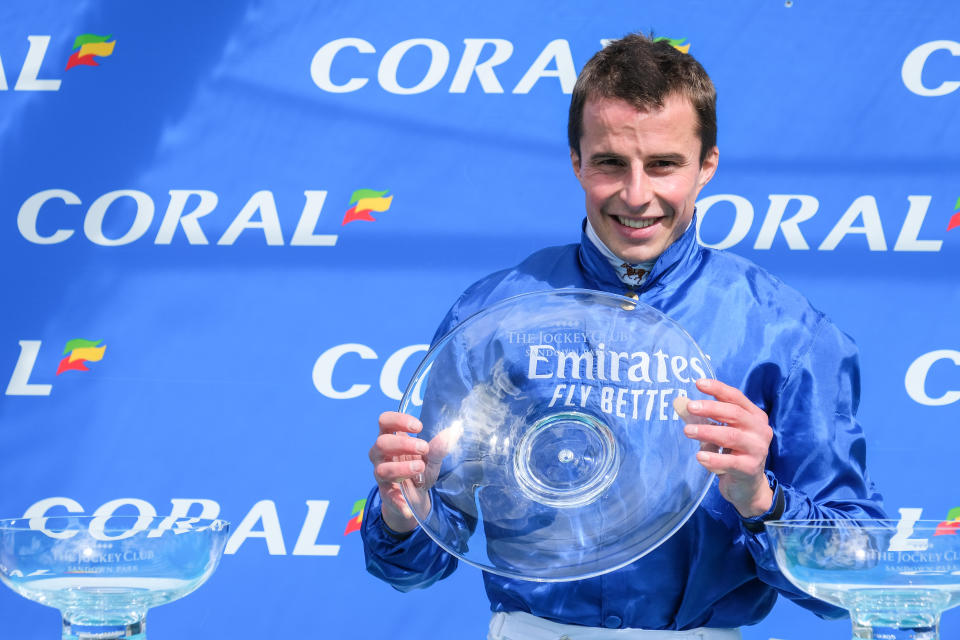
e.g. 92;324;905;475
674;379;774;518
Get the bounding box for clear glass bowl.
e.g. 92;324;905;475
0;515;229;639
767;518;960;639
398;289;718;581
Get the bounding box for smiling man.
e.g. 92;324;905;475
572;96;717;265
362;33;884;639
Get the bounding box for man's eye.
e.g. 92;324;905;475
597;158;625;167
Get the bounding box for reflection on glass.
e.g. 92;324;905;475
0;515;229;639
398;289;718;581
767;519;960;640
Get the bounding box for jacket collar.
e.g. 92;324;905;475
577;213;703;294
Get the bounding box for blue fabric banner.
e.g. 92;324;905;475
1;1;958;638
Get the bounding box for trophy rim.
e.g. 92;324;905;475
766;518;953;532
0;516;229;532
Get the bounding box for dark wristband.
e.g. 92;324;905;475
741;472;785;533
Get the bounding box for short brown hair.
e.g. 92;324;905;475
568;34;717;164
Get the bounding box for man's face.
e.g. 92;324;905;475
571;95;719;264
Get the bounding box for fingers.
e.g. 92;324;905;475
372;412;429;533
683;398;754;429
680;379;773;475
370;431;429;462
682;380;776;517
684;380;772;438
673;395;692;422
692;447;766;477
379;411;422;435
684;421;757;451
675;381;762;426
373;458;426;485
693;448;774;517
371;412;427;487
682;405;772;461
695;378;765;417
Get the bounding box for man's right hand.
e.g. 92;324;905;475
369;411;427;534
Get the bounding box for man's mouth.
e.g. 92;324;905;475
616;216;657;230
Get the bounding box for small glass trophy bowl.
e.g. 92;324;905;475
398;289;719;582
0;515;229;639
766;519;960;640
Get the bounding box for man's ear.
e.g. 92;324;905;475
570;148;582;181
696;146;719;189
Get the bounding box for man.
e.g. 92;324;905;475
362;33;884;638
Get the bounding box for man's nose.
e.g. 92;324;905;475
620;167;653;210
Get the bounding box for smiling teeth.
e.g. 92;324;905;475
617;217;656;229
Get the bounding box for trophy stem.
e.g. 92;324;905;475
847;590;947;640
62;617;146;640
850;618;939;640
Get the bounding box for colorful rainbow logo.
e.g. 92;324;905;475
56;339;106;376
934;506;960;536
66;34;116;71
654;37;691;54
344;498;367;535
342;189;393;225
948;197;960;232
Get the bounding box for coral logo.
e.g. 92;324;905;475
344;498;367;535
311;37;579;95
695;193;949;252
312;343;429;402
66;34;116;70
654;37;690;54
342;189;393;225
56;339;106;375
891;507;960;551
935;507;960;536
905;350;960;407
0;36;62;91
24;497;343;558
949;197;960;232
6;338;106;396
902;40;960;97
15;187;400;247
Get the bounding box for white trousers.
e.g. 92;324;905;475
488;612;743;640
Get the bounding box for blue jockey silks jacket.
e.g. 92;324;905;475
361;217;885;630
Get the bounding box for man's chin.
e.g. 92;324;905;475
611;243;661;265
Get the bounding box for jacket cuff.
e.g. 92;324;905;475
362;489;423;550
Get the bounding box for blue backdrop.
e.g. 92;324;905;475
2;1;959;638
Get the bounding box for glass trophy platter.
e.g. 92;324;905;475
767;519;960;640
398;289;719;581
0;515;229;639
